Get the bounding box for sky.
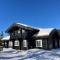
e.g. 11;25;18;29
0;0;60;33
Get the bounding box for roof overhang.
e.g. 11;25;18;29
6;23;39;33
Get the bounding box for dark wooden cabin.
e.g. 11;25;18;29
6;23;39;50
33;28;59;49
5;23;59;50
1;36;10;48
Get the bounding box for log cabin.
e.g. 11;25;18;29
1;36;10;48
33;28;59;49
5;23;59;50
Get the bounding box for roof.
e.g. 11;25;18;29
6;23;39;32
16;23;30;27
1;36;10;40
33;28;55;37
16;23;40;30
6;22;56;37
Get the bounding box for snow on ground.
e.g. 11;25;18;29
0;48;60;60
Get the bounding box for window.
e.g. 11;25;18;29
18;30;20;34
22;30;25;33
36;40;42;47
23;40;27;47
14;40;19;46
9;41;13;47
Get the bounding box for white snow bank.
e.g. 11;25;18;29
0;48;60;60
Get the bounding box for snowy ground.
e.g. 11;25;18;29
0;48;60;60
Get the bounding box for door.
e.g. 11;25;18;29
23;40;28;50
53;39;58;48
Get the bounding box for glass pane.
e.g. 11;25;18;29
23;40;27;47
18;30;20;33
9;41;13;47
14;40;19;46
36;40;42;47
22;30;25;33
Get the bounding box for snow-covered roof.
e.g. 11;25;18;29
34;28;54;37
6;22;39;32
16;23;29;27
16;23;39;30
1;36;10;40
6;22;55;37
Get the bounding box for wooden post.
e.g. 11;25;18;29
19;40;21;50
7;41;9;48
20;28;22;38
19;39;22;50
4;41;5;47
12;40;15;49
19;28;23;50
27;40;30;49
57;40;59;48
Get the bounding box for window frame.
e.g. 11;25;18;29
23;40;27;47
14;40;19;46
36;39;42;47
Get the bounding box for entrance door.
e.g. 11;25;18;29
53;39;58;48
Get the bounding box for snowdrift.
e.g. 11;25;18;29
0;48;60;60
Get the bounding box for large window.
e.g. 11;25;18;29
23;40;27;47
9;41;13;47
22;30;25;33
18;30;20;34
36;40;42;47
14;40;19;46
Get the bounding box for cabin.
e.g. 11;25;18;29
6;23;39;50
5;23;59;50
33;28;59;49
1;36;10;48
